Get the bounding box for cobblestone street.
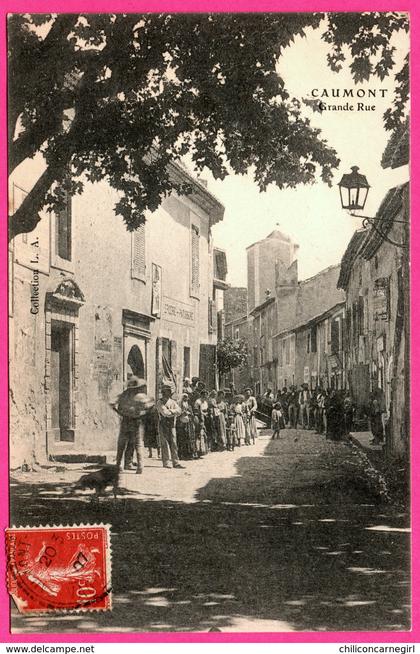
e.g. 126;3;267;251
10;430;410;633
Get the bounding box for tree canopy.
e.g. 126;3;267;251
217;336;248;377
8;12;409;240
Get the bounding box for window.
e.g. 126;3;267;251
345;308;351;349
331;319;340;354
285;338;291;365
56;193;72;261
279;340;283;367
191;224;200;297
311;326;317;353
358;296;365;335
306;327;316;353
352;301;358;343
208;298;216;333
183;347;191;379
132;223;146;281
161;337;171;368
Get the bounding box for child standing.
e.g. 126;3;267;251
271;402;283;440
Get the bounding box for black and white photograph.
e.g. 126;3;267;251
7;11;410;633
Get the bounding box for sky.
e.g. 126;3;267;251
204;19;409;287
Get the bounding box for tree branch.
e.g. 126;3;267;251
9;165;59;241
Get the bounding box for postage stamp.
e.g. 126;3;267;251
5;524;112;613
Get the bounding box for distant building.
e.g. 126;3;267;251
223;286;253;391
224;287;247;325
247;230;299;312
250;294;277;394
273;265;345;391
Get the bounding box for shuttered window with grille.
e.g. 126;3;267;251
191;224;200;297
131;223;146;281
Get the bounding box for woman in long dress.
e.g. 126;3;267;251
207;390;219;451
215;390;227;450
144;404;161;459
244;388;258;444
233;394;246;447
193;389;209;456
176;393;196;459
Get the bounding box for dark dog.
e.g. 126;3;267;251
73;465;120;500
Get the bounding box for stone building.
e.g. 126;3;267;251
250;294;277;394
337;183;409;456
246;230;299;312
223;287;253;391
9;162;226;466
274;265;345;390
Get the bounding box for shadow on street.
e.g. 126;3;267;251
10;434;410;633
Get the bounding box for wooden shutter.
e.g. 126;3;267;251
358;296;365;335
191;224;200;297
132;224;146;280
57;192;72;261
331;319;340;354
199;343;216;391
208;298;217;333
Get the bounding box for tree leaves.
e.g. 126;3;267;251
217;337;248;376
8;12;409;239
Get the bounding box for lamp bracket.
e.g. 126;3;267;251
348;212;407;249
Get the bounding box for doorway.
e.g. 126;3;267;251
50;321;74;442
124;334;147;383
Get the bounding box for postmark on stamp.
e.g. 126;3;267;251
6;524;112;613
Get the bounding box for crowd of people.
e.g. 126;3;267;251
111;377;386;475
260;383;385;446
111;376;259;473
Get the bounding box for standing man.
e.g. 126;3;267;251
299;383;311;429
156;384;184;469
279;387;289;423
113;377;154;474
288;385;299;429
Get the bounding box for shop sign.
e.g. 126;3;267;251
373;277;389;321
162;296;195;326
151;263;162;318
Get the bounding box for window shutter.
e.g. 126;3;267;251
358;296;365;335
208;298;217;333
331;320;340;354
191;225;200;296
57;192;72;261
132;224;146;280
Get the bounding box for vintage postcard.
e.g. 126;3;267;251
4;6;414;641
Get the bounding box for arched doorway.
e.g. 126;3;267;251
127;344;145;379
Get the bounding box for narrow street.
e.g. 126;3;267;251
11;430;410;633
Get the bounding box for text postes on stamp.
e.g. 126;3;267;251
6;524;112;613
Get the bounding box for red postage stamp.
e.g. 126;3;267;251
6;524;112;613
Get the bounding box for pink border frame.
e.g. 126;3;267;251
0;0;417;643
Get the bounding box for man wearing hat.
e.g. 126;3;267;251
156;384;184;469
113;377;154;474
298;383;311;429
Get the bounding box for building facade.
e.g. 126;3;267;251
9;164;226;467
246;230;299;312
274;266;345;391
337;183;409;457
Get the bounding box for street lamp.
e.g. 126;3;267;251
338;165;406;248
338;166;370;212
